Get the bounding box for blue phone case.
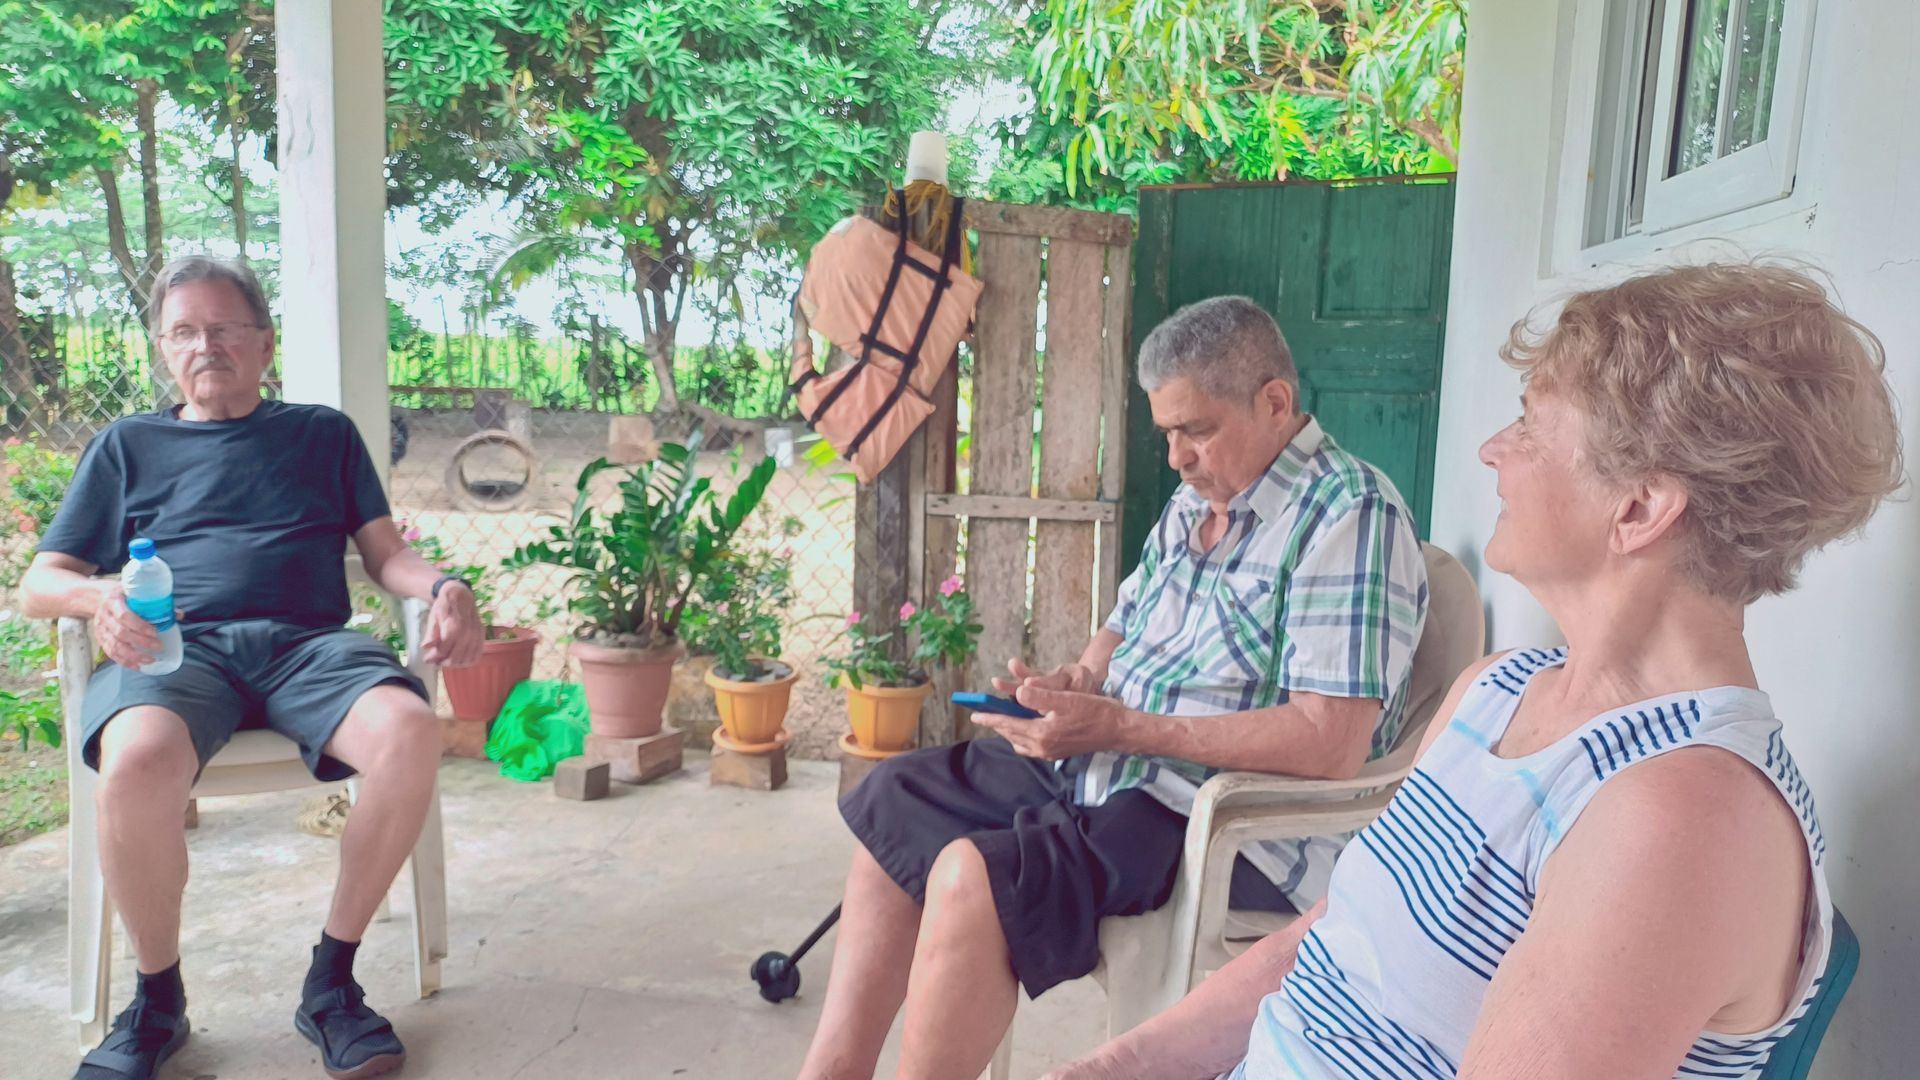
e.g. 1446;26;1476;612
951;692;1042;719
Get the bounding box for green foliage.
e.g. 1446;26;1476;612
383;0;960;406
1014;0;1466;197
0;615;60;752
907;580;984;674
826;577;983;690
681;513;803;681
823;612;909;690
505;432;778;646
0;1;267;318
1;439;78;590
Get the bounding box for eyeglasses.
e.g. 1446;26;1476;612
158;323;265;348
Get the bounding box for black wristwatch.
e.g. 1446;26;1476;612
431;575;471;600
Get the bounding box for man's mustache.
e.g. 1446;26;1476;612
188;358;234;375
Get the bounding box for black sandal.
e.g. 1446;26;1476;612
74;999;190;1079
294;981;406;1080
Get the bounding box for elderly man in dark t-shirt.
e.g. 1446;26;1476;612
18;256;484;1080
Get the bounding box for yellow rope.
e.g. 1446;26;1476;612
883;179;972;276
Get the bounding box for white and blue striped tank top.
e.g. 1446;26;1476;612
1230;648;1833;1079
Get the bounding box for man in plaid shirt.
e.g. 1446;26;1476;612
801;297;1429;1080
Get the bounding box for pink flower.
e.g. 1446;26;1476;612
899;602;916;620
403;528;422;542
716;602;731;616
845;611;862;628
939;575;962;597
781;547;795;559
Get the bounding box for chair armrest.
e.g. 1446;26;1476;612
57;617;96;746
1191;732;1422;815
346;553;438;704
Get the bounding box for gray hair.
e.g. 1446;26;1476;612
1137;296;1297;402
148;255;271;339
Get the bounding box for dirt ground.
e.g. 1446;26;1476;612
387;410;861;761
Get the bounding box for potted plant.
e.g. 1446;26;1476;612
826;575;982;756
506;435;776;739
687;521;802;750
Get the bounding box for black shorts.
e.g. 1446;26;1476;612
840;737;1292;998
80;619;428;782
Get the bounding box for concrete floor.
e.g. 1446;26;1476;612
0;757;1106;1078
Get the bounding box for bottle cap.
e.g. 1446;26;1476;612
129;538;156;561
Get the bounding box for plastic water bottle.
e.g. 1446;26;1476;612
122;538;183;675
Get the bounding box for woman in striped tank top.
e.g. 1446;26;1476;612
1044;262;1903;1080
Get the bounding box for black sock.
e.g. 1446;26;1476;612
303;932;360;998
134;960;185;1015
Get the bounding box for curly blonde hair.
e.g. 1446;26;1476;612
1503;262;1904;604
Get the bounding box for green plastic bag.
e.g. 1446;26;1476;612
485;680;591;782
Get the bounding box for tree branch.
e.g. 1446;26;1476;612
94;166;143;317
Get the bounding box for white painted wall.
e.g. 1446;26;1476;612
1434;1;1920;1073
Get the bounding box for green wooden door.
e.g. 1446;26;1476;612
1122;179;1454;570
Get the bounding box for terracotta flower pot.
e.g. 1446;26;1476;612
845;678;932;753
705;660;799;749
440;625;539;723
570;639;685;738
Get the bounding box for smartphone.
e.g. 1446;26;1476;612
951;692;1043;720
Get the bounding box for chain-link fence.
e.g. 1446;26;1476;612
386;403;859;760
1;311;863;761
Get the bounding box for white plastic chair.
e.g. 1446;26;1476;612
60;556;449;1050
987;543;1484;1079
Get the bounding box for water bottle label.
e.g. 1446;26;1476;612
126;593;177;632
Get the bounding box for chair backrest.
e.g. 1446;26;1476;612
1757;909;1861;1079
1396;543;1487;752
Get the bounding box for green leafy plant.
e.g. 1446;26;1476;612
683;515;803;682
505;432;777;649
823;612;911;690
908;578;984;673
825;576;983;690
1014;0;1464;197
0;613;60;751
1;439;77;590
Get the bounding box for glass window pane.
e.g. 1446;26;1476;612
1671;0;1732;175
1727;0;1786;153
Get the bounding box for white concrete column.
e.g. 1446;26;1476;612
275;0;390;489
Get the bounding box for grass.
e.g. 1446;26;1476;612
0;742;68;848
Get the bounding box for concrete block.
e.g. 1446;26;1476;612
585;727;685;785
607;415;658;464
439;716;491;759
710;744;787;791
554;757;610;801
837;754;886;798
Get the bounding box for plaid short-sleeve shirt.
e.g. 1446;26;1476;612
1063;417;1428;907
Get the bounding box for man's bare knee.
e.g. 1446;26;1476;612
96;708;197;801
924;839;994;912
330;685;440;779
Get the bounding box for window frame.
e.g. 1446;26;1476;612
1638;0;1820;232
1550;0;1822;269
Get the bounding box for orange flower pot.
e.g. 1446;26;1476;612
570;639;684;738
706;660;800;750
845;679;932;754
440;625;539;723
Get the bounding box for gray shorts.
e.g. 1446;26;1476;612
80;619;428;782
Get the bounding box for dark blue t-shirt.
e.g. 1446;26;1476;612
37;400;390;630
